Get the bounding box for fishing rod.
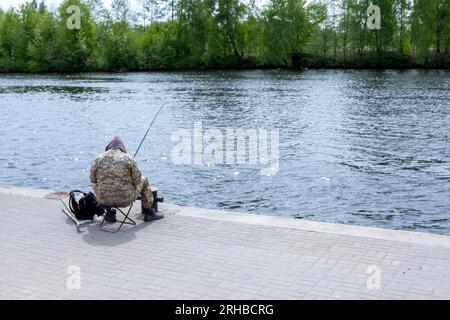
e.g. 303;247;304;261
133;101;166;159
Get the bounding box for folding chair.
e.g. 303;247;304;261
98;187;162;233
99;203;136;233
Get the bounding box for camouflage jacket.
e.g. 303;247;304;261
90;149;142;207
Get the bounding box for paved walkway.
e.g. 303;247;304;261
1;187;450;300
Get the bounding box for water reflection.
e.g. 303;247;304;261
0;85;106;95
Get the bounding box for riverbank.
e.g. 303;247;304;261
1;61;449;74
1;187;449;300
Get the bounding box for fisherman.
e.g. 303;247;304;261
90;135;164;222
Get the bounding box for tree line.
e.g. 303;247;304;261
0;0;448;72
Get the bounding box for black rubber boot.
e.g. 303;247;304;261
143;207;164;222
104;209;117;222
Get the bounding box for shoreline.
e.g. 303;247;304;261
2;186;450;249
0;67;449;76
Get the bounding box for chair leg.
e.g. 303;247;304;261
114;206;136;232
100;204;136;233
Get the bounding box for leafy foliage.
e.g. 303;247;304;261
0;0;448;72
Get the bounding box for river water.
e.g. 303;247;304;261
1;69;449;235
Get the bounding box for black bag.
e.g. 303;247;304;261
69;190;105;220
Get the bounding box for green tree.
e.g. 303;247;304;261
410;0;449;64
142;20;179;68
377;0;397;53
97;20;144;70
176;0;210;66
138;0;163;26
86;0;110;22
394;0;411;55
0;0;448;71
28;4;57;71
307;0;328;58
111;0;134;23
0;9;23;71
208;0;247;65
260;0;308;66
54;0;97;71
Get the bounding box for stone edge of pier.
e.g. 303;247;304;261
2;186;450;249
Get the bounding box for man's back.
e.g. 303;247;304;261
90;149;141;207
